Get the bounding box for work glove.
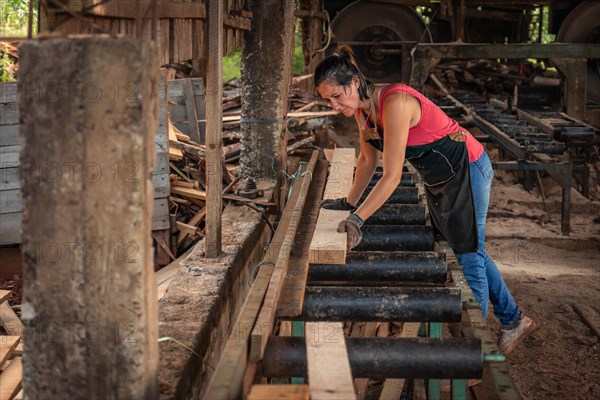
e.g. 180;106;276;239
337;213;364;250
319;197;356;211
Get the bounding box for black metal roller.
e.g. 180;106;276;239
262;337;484;379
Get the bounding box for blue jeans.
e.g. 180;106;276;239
455;152;521;328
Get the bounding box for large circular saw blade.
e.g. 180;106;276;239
330;1;431;83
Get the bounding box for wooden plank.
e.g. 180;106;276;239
218;110;338;122
0;125;19;147
202;264;275;400
183;79;202;143
0;336;20;369
0;168;20;191
308;148;355;265
0;103;18;126
0;291;10;304
379;323;421;400
250;152;318;362
0;357;22;400
0;213;21;245
308;209;347;264
167;113;184;161
0;82;18;103
152;197;170;231
205;0;224;258
0;301;23;338
152;173;170;198
323;148;355;199
166;78;205;102
0;189;21;214
171;186;274;207
247;384;309;400
84;1;207;19
0;151;19;169
153;151;169;176
277;159;328;317
203;155;318;400
306;322;356;400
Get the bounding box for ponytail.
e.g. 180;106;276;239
314;45;374;101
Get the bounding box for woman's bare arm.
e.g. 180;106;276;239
353;93;417;220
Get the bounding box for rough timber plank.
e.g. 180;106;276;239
0;357;22;400
247;384;309;400
201;264;275;400
308;209;347;264
277;159;328;317
249;152;318;362
306;322;356;400
0;291;10;304
205;0;224;258
309;148;354;264
0;336;19;369
322;148;355;199
0;302;22;337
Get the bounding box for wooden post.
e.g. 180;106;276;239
19;37;159;399
240;0;296;181
551;58;587;121
205;0;223;258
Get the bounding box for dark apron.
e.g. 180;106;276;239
364;130;478;253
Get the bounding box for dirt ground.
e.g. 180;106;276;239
331;113;600;399
485;155;600;400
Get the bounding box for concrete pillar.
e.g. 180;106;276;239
240;0;296;181
19;37;159;399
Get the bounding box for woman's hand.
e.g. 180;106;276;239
337;213;364;250
319;197;356;211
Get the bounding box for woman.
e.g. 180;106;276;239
316;46;537;354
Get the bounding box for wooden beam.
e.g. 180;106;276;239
83;1;207;19
0;302;23;337
309;148;355;264
0;357;22;400
247;384;309;400
0;336;20;369
0;290;10;304
249;151;318;362
171;186;274;207
183;79;202;143
306;322;356;400
201;263;275;400
551;58;587;121
205;0;224;258
277;159;328;317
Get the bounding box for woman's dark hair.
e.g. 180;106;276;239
314;45;374;101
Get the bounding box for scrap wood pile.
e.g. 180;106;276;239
163;74;336;261
0;290;24;400
433;59;561;100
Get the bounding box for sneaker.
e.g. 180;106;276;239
498;315;538;355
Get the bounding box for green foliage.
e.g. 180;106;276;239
223;48;242;83
1;0;38;37
0;47;16;82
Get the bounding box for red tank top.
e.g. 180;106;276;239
379;85;483;162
